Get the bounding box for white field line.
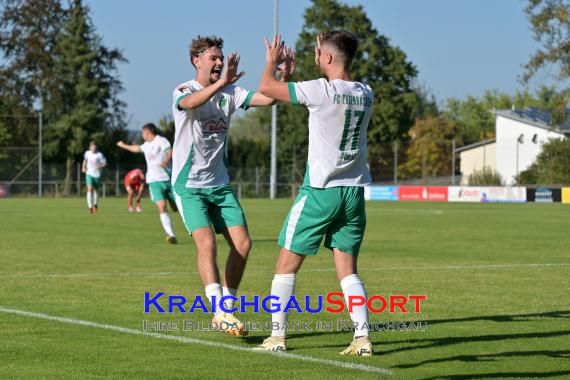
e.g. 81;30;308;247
4;263;570;279
0;306;391;376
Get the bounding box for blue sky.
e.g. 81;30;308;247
85;0;540;129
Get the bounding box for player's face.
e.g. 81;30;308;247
141;129;152;142
194;47;224;84
89;144;97;153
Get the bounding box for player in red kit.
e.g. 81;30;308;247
124;168;145;212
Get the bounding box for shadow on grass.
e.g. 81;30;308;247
394;350;570;369
424;310;570;326
421;370;570;379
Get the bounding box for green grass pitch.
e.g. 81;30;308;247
1;198;569;379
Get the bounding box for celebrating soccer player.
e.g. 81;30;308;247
254;32;375;356
171;35;294;336
82;141;107;213
123;168;145;212
117;123;178;244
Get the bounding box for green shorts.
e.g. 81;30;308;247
278;186;366;256
148;181;175;203
86;175;101;189
174;185;247;234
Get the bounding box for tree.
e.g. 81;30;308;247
233;0;419;182
516;138;570;184
44;0;127;194
0;0;64;148
523;0;569;125
523;0;569;86
399;116;458;182
444;88;563;145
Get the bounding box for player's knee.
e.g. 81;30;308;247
235;237;252;257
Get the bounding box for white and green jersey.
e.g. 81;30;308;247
140;135;172;183
83;150;106;178
288;78;373;188
171;80;254;189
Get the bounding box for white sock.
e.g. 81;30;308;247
340;274;369;338
222;287;237;311
93;191;98;206
159;212;175;237
205;283;224;317
271;274;296;337
86;191;93;208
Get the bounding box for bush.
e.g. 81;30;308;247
468;166;504;186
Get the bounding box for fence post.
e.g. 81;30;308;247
76;163;81;196
451;138;456;186
255;166;260;198
238;182;242;199
55;182;59;197
115;166;120;196
103;182;106;198
393;140;399;184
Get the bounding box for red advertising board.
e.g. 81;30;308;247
398;186;448;202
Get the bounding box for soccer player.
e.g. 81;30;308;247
254;33;375;356
82;141;106;213
117;123;178;244
124;168;145;212
171;35;294;336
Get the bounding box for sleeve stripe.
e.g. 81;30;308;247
175;93;192;109
240;90;255;110
288;82;298;105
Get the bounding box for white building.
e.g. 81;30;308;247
493;108;569;184
457;108;569;185
457;139;496;185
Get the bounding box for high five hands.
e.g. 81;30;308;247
265;34;296;81
221;52;246;86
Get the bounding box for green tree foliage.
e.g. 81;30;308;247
523;0;569;85
445;87;566;145
516;138;570;184
400;116;457;181
523;0;569;124
0;0;128;194
233;0;419;182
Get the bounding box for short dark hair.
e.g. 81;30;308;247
189;35;224;67
89;140;97;146
142;123;157;135
320;31;358;68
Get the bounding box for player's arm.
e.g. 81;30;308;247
178;52;245;110
259;35;295;103
160;148;172;168
137;182;145;199
116;141;142;153
81;159;87;173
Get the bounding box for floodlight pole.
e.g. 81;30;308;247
38;110;43;198
270;0;279;199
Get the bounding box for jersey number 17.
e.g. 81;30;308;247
340;109;365;152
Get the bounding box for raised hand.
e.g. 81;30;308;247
265;34;285;64
278;47;296;81
221;52;245;86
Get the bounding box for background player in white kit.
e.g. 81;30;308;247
117;123;178;244
255;32;375;356
171;35;294;336
82;141;106;213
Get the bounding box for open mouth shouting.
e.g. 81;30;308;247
210;67;222;82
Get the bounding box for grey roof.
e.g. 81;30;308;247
491;107;570;135
455;138;496;153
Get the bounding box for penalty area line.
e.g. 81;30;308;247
0;306;392;376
